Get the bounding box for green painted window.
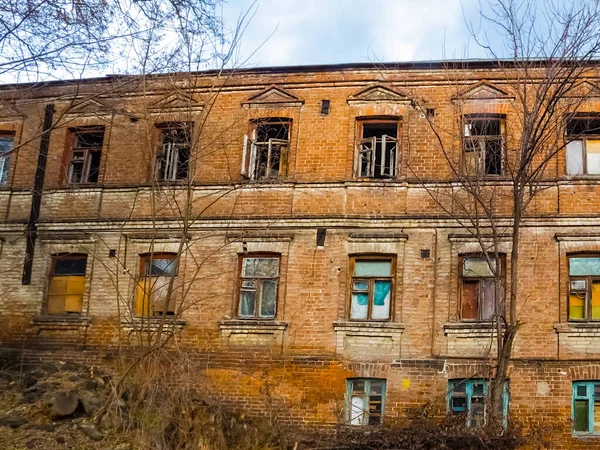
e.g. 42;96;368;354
346;379;386;426
573;381;600;434
448;379;509;428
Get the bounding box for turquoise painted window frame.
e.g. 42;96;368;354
448;379;509;428
346;378;386;426
572;381;600;435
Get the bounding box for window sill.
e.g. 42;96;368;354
333;321;405;333
121;317;186;333
31;316;90;330
444;322;503;336
555;323;600;336
573;432;600;439
219;319;288;335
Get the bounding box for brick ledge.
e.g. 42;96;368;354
444;322;502;337
31;316;91;330
121;317;186;333
219;319;288;335
555;323;600;335
333;321;405;333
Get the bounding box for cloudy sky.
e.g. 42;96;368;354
220;0;493;68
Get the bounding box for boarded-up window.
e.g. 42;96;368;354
568;256;600;321
136;253;179;317
449;379;508;428
47;254;87;315
347;379;385;426
67;128;104;184
572;381;600;434
463;116;504;177
350;257;394;320
238;256;280;318
460;256;502;321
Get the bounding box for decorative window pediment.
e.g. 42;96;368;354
0;101;24;119
453;81;513;102
564;81;600;99
242;85;304;108
64;98;116;117
347;84;410;105
148;92;204;114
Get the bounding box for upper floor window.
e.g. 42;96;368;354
156;124;191;181
566;116;600;175
448;379;508;428
462;116;504;177
0;134;13;185
350;256;394;321
568;255;600;321
347;378;386;426
136;253;179;317
67;128;104;184
460;256;503;321
47;254;87;315
242;118;290;180
238;255;280;318
357;119;399;178
573;381;600;434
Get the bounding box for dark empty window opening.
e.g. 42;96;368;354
156;125;191;181
245;118;290;180
359;122;398;178
68;129;104;184
463;117;504;176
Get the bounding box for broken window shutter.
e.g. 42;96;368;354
249;138;257;180
241;134;248;176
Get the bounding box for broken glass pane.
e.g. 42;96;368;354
570;258;600;276
371;280;391;320
353;280;369;291
452;396;467;413
351;294;368;319
463;257;495;277
481;279;496;320
354;260;392;277
242;258;279;278
260;279;277;317
350;395;365;425
147;258;177;276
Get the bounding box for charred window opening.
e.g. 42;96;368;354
460;256;503;321
243;118;290;180
358;121;398;178
566;117;600;175
347;379;386;426
136;253;179;317
47;254;87;315
156;125;191;181
68;129;104;184
463;117;504;176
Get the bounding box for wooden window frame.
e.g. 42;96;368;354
349;254;396;322
355;117;401;179
346;378;386;426
237;253;281;319
65;127;105;185
154;122;193;182
448;379;508;428
136;252;179;317
572;381;600;434
461;115;506;177
242;118;291;180
566;136;600;175
567;254;600;322
0;132;15;186
459;254;505;322
46;253;87;315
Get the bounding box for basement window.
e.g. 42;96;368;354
357;120;399;178
448;379;508;428
463;116;504;177
136;253;179;317
242;118;290;180
346;379;386;425
67;128;104;184
155;124;191;181
573;381;600;434
566;117;600;175
0;134;13;185
47;254;87;315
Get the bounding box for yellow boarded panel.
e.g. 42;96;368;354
64;295;83;313
47;295;66;314
66;276;85;295
594;404;600;432
48;277;68;294
592;281;600;319
135;279;152;317
570;293;585;319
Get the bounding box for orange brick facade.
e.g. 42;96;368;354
1;61;600;447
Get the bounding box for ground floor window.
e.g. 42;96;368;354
573;381;600;434
448;379;508;428
346;378;385;425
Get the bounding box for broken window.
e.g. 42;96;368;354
460;256;503;321
568;256;600;321
463;116;504;176
448;379;508;428
47;254;87;315
242;118;290;180
238;255;280;318
347;379;385;426
67;128;104;184
350;257;394;320
156;124;191;181
0;134;13;185
136;253;179;317
566;117;600;175
357;121;399;178
573;381;600;434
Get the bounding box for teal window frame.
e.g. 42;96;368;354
346;378;386;426
572;381;600;434
448;379;509;428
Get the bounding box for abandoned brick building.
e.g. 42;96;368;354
2;60;600;447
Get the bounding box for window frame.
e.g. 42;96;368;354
65;127;105;185
348;255;395;322
136;252;180;317
448;379;509;428
0;132;14;186
242;118;291;180
154;122;193;182
355;117;401;179
459;254;505;322
565;116;600;176
46;253;88;315
346;378;386;426
461;115;506;177
237;253;281;319
572;381;600;435
567;254;600;322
